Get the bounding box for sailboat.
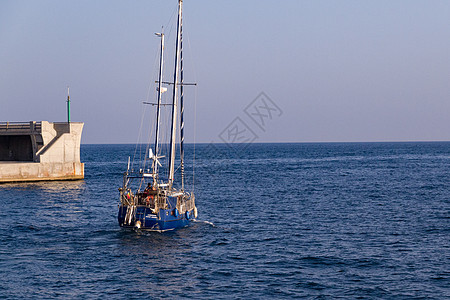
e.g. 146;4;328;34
118;0;197;231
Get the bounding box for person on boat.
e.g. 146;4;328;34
144;183;152;195
144;183;156;206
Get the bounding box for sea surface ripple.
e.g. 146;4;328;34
0;142;449;299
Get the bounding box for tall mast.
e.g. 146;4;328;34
153;31;165;182
168;0;182;188
180;16;185;190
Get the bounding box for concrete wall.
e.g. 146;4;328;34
0;121;84;182
0;162;84;183
38;122;83;163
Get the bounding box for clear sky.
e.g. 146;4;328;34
1;0;449;144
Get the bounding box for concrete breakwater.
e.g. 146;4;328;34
0;121;84;183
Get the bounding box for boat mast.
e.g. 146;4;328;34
180;16;185;190
168;0;182;189
153;31;165;183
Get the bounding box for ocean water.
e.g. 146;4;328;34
0;142;449;299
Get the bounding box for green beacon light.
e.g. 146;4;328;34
67;86;71;123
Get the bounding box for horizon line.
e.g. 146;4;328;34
81;140;450;145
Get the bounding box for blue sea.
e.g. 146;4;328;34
0;142;449;299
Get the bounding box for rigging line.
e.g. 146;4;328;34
165;5;177;38
161;105;171;181
185;29;198;193
140;116;154;176
162;6;177;69
132;102;148;171
192;83;198;192
132;31;160;173
174;163;181;174
139;176;144;193
140;54;160;174
141;95;156;188
146;35;163;110
143;108;157;174
134;26;162;180
184;26;199;87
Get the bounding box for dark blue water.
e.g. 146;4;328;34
1;142;449;299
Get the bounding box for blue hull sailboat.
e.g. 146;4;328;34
118;0;197;231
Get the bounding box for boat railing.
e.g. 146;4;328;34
185;195;195;212
177;194;195;213
120;188;136;206
156;195;168;210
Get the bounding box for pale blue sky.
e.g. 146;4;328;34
1;0;449;144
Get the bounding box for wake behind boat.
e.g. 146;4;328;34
118;0;198;231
